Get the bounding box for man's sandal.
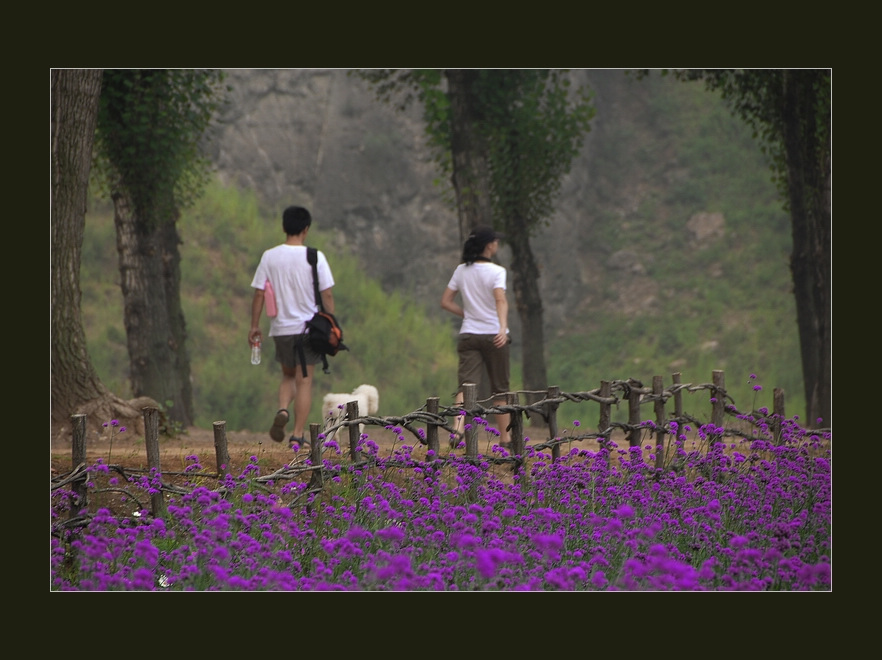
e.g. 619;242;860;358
270;409;289;443
289;435;309;450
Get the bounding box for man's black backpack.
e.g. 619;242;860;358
299;247;347;376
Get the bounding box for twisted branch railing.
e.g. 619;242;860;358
52;369;830;524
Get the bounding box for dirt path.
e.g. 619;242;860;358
50;422;617;477
50;424;424;475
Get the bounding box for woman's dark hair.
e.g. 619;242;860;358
282;206;312;235
462;226;501;265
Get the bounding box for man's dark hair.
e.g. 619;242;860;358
282;206;312;235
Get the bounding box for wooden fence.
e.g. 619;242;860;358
54;369;827;519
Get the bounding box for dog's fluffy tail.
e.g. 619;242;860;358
352;384;379;414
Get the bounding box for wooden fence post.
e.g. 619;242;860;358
672;373;684;420
598;380;611;462
710;370;725;444
627;379;642;448
507;391;528;492
773;387;786;443
212;421;231;477
70;413;88;514
346;400;361;462
672;372;685;470
307;423;323;490
547;386;561;461
507;391;523;457
653;376;666;470
463;382;478;458
426;397;440;457
143;407;165;518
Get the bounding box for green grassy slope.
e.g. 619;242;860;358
546;74;803;426
80;74;806;432
82;184;459;432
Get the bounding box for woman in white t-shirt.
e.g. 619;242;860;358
441;226;511;449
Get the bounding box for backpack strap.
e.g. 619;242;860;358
303;247;330;375
307;247;322;310
296;337;309;378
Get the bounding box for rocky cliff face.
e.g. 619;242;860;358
205;69;725;336
206;69;460;307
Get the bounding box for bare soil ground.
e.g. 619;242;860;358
50;424;420;476
50;424;434;516
50;421;616;481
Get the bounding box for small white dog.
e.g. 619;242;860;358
321;384;379;441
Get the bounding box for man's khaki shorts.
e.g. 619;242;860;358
273;334;322;369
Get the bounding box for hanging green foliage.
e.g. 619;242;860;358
473;70;595;230
355;68;595;232
92;69;228;226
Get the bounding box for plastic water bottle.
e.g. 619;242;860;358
251;337;261;365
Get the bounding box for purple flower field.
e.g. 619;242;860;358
51;416;831;591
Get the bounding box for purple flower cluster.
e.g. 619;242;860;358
51;416;831;591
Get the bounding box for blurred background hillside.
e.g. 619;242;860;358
80;69;801;432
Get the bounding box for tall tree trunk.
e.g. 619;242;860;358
445;69;494;242
51;69;107;436
113;190;193;426
51;69;154;440
781;70;832;427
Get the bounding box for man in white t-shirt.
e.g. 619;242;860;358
249;206;336;447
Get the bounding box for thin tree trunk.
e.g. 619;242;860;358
507;211;548;410
159;217;194;424
782;70;832;427
445;69;494;242
113;189;193;425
